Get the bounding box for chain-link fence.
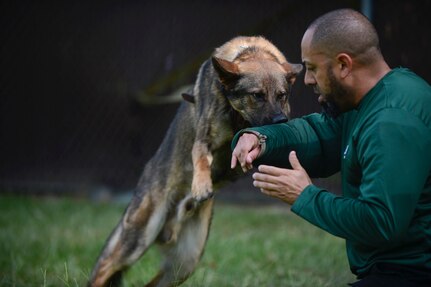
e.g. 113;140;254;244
1;0;430;198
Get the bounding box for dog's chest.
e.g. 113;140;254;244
209;121;234;151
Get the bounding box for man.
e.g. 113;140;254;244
231;8;431;287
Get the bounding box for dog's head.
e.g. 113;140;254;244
212;54;302;126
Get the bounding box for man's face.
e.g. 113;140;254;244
319;65;351;118
301;29;351;118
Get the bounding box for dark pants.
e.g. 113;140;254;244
349;263;431;287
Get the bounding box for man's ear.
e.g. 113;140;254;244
212;57;240;88
282;62;303;84
336;53;353;79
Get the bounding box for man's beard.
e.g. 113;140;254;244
319;67;348;119
321;101;341;119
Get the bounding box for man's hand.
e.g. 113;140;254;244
252;151;312;205
231;133;262;172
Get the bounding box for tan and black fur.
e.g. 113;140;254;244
88;36;302;287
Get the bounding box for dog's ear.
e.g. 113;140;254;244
212;57;240;88
181;93;195;104
282;62;303;84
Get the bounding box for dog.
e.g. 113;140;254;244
88;36;302;287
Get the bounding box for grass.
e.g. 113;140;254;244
0;195;355;287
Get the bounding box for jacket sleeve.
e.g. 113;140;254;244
291;109;431;246
231;113;343;177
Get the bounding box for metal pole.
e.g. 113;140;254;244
361;0;373;22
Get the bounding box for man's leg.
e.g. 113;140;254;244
349;274;418;287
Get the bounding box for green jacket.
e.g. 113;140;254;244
231;68;431;276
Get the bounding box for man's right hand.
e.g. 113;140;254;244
231;133;262;173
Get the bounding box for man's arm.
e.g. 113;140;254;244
231;112;344;177
292;110;431;246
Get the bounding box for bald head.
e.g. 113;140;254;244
306;9;382;64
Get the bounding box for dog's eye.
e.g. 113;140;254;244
277;93;288;100
252;93;266;101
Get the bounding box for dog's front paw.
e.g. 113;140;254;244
191;177;214;203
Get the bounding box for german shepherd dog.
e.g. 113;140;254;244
88;36;302;287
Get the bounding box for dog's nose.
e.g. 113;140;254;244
271;113;288;124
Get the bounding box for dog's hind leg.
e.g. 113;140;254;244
145;198;214;287
88;192;168;287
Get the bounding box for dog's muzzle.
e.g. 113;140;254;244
271;113;289;124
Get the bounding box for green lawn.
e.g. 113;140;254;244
0;195;355;287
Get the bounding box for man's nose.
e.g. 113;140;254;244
304;71;316;86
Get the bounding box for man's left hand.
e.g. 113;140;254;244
252;151;312;205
